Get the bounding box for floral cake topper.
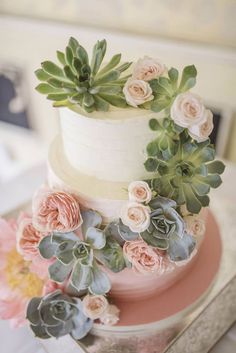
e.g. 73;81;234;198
0;36;225;343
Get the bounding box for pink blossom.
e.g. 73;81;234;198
32;187;83;233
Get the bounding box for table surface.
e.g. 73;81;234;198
0;161;236;353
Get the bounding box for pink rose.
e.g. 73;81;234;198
123;78;153;107
100;304;120;326
132;56;166;81
188;109;214;142
82;295;108;320
32;187;82;233
184;215;206;237
123;240;165;274
128;181;152;204
120;202;150;233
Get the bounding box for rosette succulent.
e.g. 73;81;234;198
35;37;132;112
39;210;111;295
27;290;92;339
145;128;225;213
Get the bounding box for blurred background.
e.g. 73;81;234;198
0;0;235;202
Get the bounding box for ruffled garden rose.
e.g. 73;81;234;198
171;92;208;128
100;304;120;326
188;109;214;142
123;78;153;107
32;187;82;233
120;202;150;233
128;181;152;204
82;294;108;320
123;240;164;274
132;56;166;81
184;215;206;237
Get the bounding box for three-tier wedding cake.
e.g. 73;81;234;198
0;37;225;345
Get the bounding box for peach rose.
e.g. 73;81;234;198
123;240;164;274
184;215;206;237
120;202;150;233
32;187;82;233
100;304;120;326
123;78;153;107
132;56;166;81
82;294;108;320
128;181;152;204
171;92;208;128
188;109;213;142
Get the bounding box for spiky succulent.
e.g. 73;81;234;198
35;37;132;112
27;290;92;340
144;125;225;214
39;210;111;295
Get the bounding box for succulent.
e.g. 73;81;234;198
145;128;225;214
27;290;93;340
39;210;111;295
142;65;197;112
35;37;132;112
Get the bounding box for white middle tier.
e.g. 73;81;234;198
59;107;160;182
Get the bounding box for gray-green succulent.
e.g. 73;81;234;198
39;210;111;295
35;37;132;112
145;127;225;214
27;290;93;340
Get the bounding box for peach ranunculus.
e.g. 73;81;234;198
132;56;166;81
32;187;82;233
100;304;120;326
184;215;206;238
120;202;150;233
128;181;152;204
171;92;208;128
188;109;214;142
0;218;47;328
123;240;168;275
82;294;108;320
123;78;153;107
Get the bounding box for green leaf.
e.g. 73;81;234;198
207;160;225;175
93;95;109;111
47;78;75;89
56;241;75;265
144;158;158;172
35;83;63;94
182;183;202;213
56;50;66;66
65;46;74;68
141;231;169;249
94;236;125;273
149;118;161;131
38;235;58;259
179;65;197;92
92;85;121;95
48;260;73;283
89;263;111;295
71;262;92;291
98;94;127;108
147;140;159;156
72;57;82;74
68;37;79;56
97;53;121;76
91;48;103;76
35;68;51;81
198;174;222;188
83;93;95;107
151;97;171;112
41;61;65;79
26;297;41;325
168;232;196;262
115;62;132;73
64;65;76;82
76;45;89;65
85;228;106;249
118;220;139;241
47;93;70;101
168;68;179;86
179;77;196;93
158;77;174;96
94;70;120;85
53;100;70;107
81;210;102;236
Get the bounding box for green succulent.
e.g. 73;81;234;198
27;290;92;340
35;37;132;112
145;128;225;214
39;210;111;295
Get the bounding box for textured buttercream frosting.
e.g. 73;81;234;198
59;106;161;182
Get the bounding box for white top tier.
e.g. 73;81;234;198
59;107;160;182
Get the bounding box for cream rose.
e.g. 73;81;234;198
184;215;206;237
188;109;213;142
128;181;152;204
132;56;166;81
82;294;108;320
171;92;208;128
123;240;164;274
120;202;150;233
100;304;120;326
123;78;153;107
